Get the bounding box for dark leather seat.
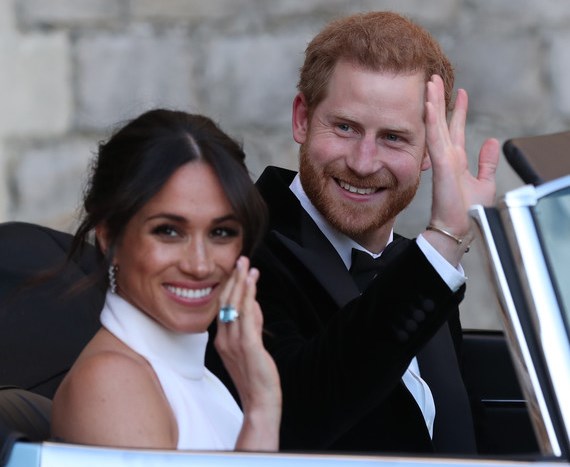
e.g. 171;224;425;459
503;130;570;185
0;385;52;464
0;222;105;399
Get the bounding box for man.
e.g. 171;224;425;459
208;11;499;454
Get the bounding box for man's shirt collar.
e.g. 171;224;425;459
290;174;393;269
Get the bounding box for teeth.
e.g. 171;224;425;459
166;285;212;299
339;180;376;195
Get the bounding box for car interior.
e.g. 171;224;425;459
503;130;570;186
0;222;103;465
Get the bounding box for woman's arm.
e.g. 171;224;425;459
215;256;282;452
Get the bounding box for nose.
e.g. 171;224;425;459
345;135;382;177
180;236;214;278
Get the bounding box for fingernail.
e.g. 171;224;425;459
247;268;259;282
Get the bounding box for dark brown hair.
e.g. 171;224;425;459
70;109;267;288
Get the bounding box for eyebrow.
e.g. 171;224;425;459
145;213;240;224
330;112;360;126
330;111;414;135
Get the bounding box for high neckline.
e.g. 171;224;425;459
100;292;208;380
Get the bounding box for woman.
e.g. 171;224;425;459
51;109;281;451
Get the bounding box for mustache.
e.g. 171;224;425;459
327;169;398;190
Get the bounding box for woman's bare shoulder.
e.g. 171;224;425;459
51;328;177;448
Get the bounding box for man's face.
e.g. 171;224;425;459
293;60;431;251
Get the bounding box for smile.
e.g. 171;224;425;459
165;285;213;299
337;180;378;195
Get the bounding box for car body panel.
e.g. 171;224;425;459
3;442;563;467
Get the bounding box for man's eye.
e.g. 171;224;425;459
386;133;400;142
338;123;351;132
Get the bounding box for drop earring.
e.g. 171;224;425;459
108;264;118;294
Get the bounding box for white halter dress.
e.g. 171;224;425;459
100;292;243;450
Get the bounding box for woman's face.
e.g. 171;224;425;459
107;162;243;333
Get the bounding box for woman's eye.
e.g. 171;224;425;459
211;227;240;239
152;225;179;238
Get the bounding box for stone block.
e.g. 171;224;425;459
549;31;570;118
260;0;348;16
260;0;459;25
240;129;299;181
460;0;570;25
131;0;254;21
358;0;459;25
0;32;71;136
7;137;94;230
17;0;124;27
451;28;546;129
75;25;196;131
199;32;304;129
0;0;16;31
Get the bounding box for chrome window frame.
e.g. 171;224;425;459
470;175;570;458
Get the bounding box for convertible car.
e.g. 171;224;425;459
1;133;569;466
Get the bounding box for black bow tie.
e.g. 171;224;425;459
349;248;384;292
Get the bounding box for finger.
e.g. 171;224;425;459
218;262;238;307
427;75;446;122
217;256;247;328
477;138;500;184
425;77;452;161
216;258;247;355
238;268;262;336
231;266;260;343
448;88;467;149
244;268;260;309
216;263;259;383
228;256;249;312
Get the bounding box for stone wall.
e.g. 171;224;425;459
2;0;570;329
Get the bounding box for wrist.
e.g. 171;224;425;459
422;225;473;267
426;223;463;244
425;224;472;252
236;406;282;452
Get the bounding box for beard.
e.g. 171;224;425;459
299;142;421;240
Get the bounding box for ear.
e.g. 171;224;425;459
420;149;432;171
292;92;309;144
95;224;112;258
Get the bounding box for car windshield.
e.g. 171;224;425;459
533;185;570;334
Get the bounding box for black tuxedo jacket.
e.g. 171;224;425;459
207;167;476;454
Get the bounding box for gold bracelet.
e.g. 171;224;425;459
426;224;464;245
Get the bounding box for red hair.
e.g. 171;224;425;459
298;11;454;114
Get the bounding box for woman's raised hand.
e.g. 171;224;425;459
215;256;282;451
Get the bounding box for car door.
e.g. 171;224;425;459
470;175;570;460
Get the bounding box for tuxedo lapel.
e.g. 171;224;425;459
273;214;359;308
258;166;360;308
